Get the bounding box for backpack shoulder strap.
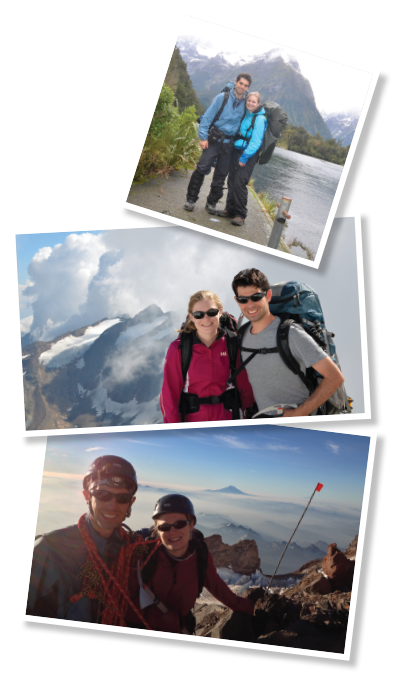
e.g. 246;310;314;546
179;331;193;383
276;318;316;394
210;90;230;128
224;329;238;373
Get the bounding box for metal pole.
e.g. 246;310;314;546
267;196;292;249
266;482;323;593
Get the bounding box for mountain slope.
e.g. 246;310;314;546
165;46;204;115
322;111;358;146
22;305;178;430
177;41;332;139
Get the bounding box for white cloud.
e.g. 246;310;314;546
328;443;340;454
214;434;250;450
20;314;33;335
84;446;108;453
20;227;256;343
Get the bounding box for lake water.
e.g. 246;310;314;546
252;147;343;257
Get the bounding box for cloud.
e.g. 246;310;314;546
84;446;108;453
19;227;263;343
328;443;340;455
43;471;83;479
20;314;33;335
214;434;250;450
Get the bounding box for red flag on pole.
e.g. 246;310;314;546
316;483;324;492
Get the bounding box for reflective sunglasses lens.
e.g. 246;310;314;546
91;490;131;504
157;520;189;532
236;292;265;304
192;309;219;319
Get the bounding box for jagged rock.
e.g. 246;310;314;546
194;603;228;637
256;630;346;653
210;610;256;642
322;544;355;590
344;535;358;559
284;569;332;596
242;587;266;604
254;593;301;632
204;534;261;576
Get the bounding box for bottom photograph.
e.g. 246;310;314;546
26;424;375;660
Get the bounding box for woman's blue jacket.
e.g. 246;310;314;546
235;106;267;163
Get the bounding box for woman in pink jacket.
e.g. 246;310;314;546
160;290;255;423
126;494;255;633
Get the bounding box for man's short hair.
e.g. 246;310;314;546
236;73;252;85
232;268;270;295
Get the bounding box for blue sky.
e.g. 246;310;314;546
39;426;371;549
45;425;370;509
16;230;103;286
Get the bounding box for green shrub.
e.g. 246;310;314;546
134;85;201;184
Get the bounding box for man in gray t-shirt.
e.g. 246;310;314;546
232;268;345;417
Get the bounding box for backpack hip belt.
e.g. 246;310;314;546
179;388;238;417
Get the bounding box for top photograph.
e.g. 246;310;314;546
126;16;378;268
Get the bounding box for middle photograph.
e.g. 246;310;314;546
18;216;369;435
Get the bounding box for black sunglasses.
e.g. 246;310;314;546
156;520;190;532
235;292;266;304
192;308;220;319
90;490;132;504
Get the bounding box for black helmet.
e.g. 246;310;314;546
83;455;137;494
152;494;196;523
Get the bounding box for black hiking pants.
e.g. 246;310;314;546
186;140;233;205
226;148;259;219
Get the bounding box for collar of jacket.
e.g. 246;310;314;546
192;326;225;346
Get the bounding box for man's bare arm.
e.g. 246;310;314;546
282;356;345;417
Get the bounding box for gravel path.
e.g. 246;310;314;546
127;170;291;253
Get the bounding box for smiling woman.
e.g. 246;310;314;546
126;494;255;634
160;290;255;423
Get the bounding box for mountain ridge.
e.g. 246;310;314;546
176;41;332;139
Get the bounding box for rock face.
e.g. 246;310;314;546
344;535;358;560
195;590;349;653
194;536;359;653
205;535;261;576
322;544;355;591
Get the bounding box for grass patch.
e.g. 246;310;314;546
133;85;201;185
287;237;315;261
257;191;279;222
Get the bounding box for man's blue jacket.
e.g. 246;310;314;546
198;88;246;141
26;514;129;622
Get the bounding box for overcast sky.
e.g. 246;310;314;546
16;217;366;412
38;425;370;549
177;16;375;115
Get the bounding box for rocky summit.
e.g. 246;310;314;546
196;536;358;653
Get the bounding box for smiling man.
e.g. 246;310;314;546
26;456;138;623
184;73;252;214
232;268;345;417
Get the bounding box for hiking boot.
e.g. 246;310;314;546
231;216;245;226
216;209;232;218
205;202;217;215
184;201;196;211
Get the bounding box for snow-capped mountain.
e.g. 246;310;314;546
321;110;359;146
176;38;332;140
22;305;178;430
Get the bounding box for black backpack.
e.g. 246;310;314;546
236;101;288;165
179;312;241;421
